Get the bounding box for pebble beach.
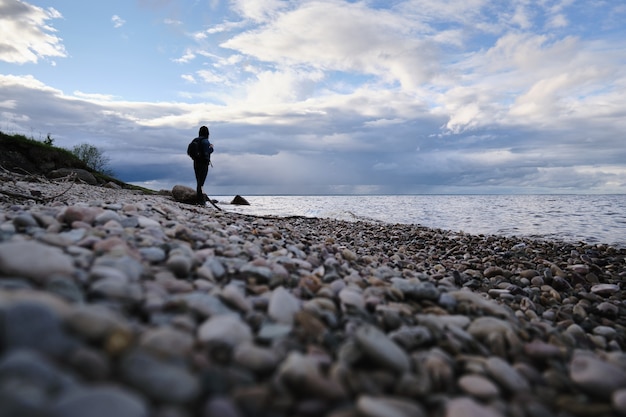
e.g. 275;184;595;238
1;179;626;417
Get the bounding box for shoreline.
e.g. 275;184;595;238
210;194;626;250
1;181;626;416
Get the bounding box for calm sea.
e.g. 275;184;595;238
213;195;626;248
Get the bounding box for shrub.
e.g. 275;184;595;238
71;143;114;176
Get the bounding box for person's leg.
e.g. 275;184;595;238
194;161;209;204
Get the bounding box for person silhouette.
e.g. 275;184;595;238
190;125;213;205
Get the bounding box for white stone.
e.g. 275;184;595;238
268;286;300;324
197;314;252;347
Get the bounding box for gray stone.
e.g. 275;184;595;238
268;286;300;324
12;213;39;231
166;254;193;278
67;347;111;381
389;326;433;350
120;351;200;403
197;314;253;347
1;301;74;357
0;241;75;283
0;349;77;415
139;247;167;263
49;168;97;185
92;255;143;281
354;324;410;374
219;284;252;313
60;205;102;225
203;397;243;417
356;395;426;417
339;287;365;313
90;277;143;304
230;195;250;205
66;304;130;342
569;352;626;398
139;327;194;358
233;343;279;374
590;283;620;296
392;279;440;300
277;352;346;400
612;388;626;415
458;374;500;399
445;397;503;417
52;386;149;417
257;322;293;342
179;293;236;318
485;357;529;393
137;216;161;228
94;210;123;226
171;185;197;204
45;276;85;303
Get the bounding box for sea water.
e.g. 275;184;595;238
212;194;626;248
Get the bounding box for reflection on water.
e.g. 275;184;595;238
214;195;626;247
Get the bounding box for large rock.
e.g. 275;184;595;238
49;168;98;185
230;195;250;205
172;185;198;204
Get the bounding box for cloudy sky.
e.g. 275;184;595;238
1;0;625;195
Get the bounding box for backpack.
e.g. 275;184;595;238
187;137;206;161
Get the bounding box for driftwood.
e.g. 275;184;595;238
0;164;79;203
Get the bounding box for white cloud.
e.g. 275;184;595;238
163;18;182;26
229;0;287;22
173;49;196;63
221;1;438;89
0;0;66;64
181;74;196;83
112;15;126;29
196;69;228;84
73;91;119;101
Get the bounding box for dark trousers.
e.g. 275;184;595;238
194;160;209;203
